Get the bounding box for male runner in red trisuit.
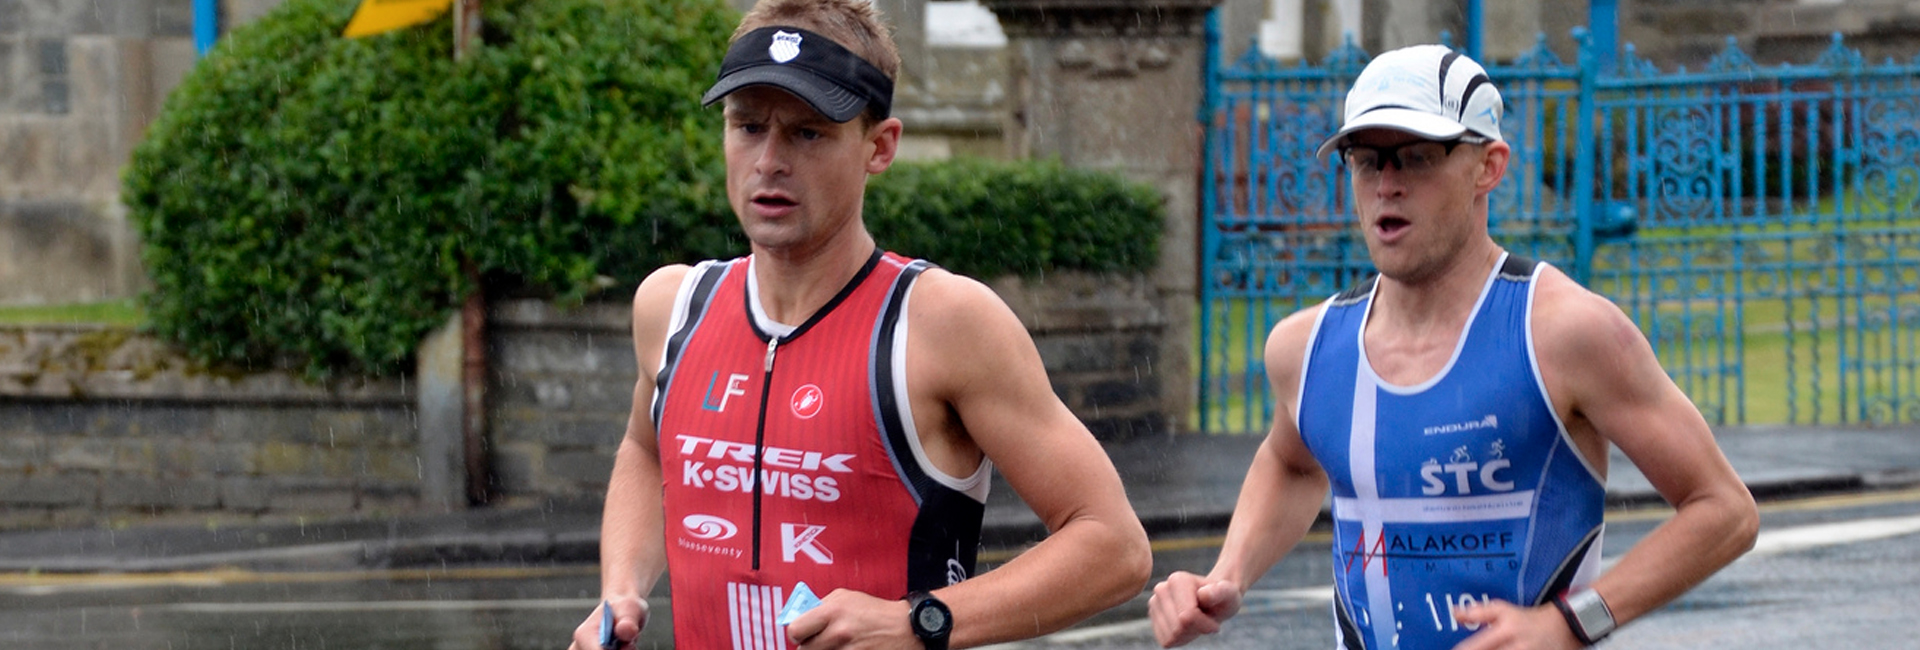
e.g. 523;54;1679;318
569;2;1151;648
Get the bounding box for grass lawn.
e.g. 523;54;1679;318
1193;294;1299;433
1734;300;1919;425
0;299;145;327
1196;270;1920;432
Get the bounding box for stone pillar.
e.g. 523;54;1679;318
1329;0;1362;44
981;0;1219;435
1259;0;1305;60
1484;0;1544;61
224;0;288;28
872;0;928;83
416;314;467;511
1373;0;1455;51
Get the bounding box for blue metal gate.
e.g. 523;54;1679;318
1197;28;1920;432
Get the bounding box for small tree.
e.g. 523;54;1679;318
125;0;737;378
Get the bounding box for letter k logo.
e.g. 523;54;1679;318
781;523;833;564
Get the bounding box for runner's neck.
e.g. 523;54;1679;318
748;230;878;327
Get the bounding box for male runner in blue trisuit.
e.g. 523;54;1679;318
1149;45;1758;650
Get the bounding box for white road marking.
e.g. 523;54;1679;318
159;598;599;613
1745;513;1920;558
999;586;1336;645
1041;618;1154;644
0;565;597;596
1239;586;1336;612
1019;513;1920;646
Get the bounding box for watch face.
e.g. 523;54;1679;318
915;604;949;632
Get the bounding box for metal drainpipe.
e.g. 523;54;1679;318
1466;0;1483;61
192;0;218;56
455;0;491;507
462;265;491;506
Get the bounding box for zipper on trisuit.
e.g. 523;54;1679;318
750;335;779;571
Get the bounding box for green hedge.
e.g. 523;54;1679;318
124;0;1160;379
870;158;1161;278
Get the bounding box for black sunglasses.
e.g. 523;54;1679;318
1339;137;1487;174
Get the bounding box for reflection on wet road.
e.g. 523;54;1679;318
4;489;1919;649
0;565;662;649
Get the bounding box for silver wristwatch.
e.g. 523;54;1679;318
1553;587;1616;645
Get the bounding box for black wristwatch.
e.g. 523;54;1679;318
1553;587;1616;646
906;591;952;650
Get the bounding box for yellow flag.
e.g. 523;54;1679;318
342;0;454;38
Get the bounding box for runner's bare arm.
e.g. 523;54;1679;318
1150;306;1331;648
569;265;689;650
903;270;1152;647
1216;306;1335;588
1524;269;1758;625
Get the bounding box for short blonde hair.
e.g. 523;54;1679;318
734;0;900;82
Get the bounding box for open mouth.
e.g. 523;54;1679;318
1376;216;1410;235
753;196;798;209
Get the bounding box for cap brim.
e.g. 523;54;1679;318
701;65;869;123
1314;108;1471;160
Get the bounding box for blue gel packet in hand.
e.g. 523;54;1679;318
600;600;623;649
777;582;822;626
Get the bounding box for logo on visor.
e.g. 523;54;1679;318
770;31;802;63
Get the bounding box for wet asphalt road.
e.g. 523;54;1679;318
1000;487;1920;649
3;488;1918;650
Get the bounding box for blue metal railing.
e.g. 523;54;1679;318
1197;23;1920;431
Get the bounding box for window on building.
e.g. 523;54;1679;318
38;38;68;115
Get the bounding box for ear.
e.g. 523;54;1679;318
865;117;903;175
1475;140;1511;196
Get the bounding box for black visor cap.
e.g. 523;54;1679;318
701;26;894;123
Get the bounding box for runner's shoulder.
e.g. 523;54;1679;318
905;267;1022;333
1264;302;1328;360
1530;266;1649;363
632;264;697;331
636;263;697;301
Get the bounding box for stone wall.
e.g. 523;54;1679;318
990;274;1170;439
0;278;1168;529
484;300;635;501
482;277;1174;504
0;326;415;530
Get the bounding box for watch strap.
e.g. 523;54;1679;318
1553;587;1616;645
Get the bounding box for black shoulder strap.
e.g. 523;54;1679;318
1498;253;1541;281
650;260;735;427
871;258;936;504
1329;274;1378;307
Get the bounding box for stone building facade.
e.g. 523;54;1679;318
1622;0;1920;67
0;0;196;305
